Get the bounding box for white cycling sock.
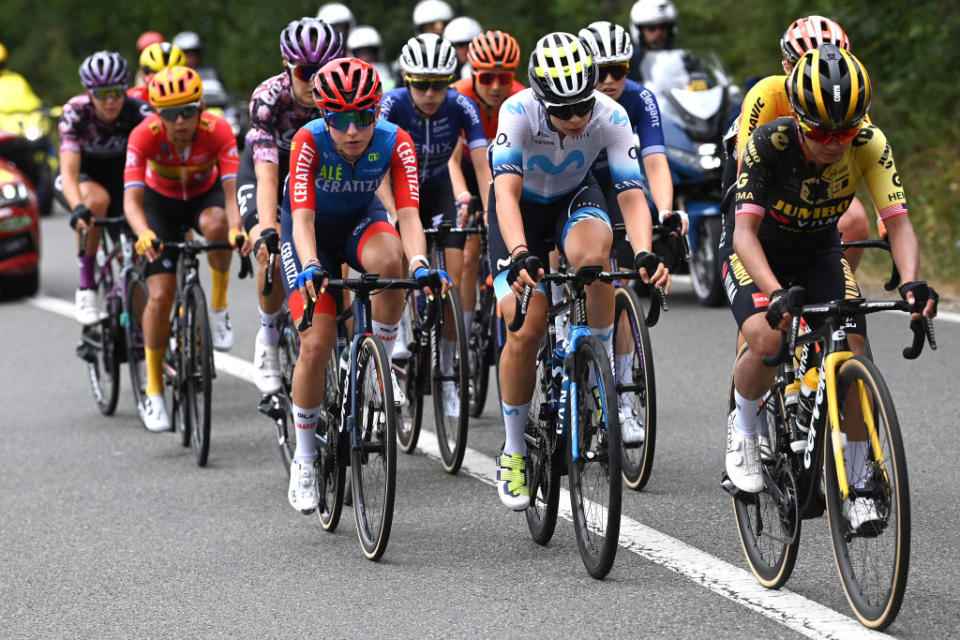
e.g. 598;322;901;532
615;353;634;407
502;401;530;456
733;389;762;438
292;403;321;463
441;337;456;376
590;323;614;370
551;282;567;341
372;321;399;360
259;307;282;346
844;439;870;489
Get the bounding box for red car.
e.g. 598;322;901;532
0;131;40;297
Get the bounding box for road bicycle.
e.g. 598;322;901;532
722;266;936;629
299;270;441;560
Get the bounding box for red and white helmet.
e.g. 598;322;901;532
780;15;850;63
312;57;382;111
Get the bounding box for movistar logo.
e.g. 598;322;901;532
506;102;525;115
527;151;585;175
609;110;629;127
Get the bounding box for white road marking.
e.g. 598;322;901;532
28;293;900;638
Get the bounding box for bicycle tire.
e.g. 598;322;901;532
613;286;657;490
524;335;561;545
123;268;149;415
167;301;190;446
86;269;122;416
468;284;494;418
567;335;622;579
274;313;301;471
350;335;397;560
431;288;469;473
317;404;346;532
398;292;424;453
824;355;909;630
184;286;214;466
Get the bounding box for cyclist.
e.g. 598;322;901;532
136;31;165;54
316;2;356;38
57;51;150;324
489;32;670;509
379;33;491;417
128;42;186;103
413;0;453;35
347;26;396;91
283;58;451;513
124;66;250;432
449;30;523;362
239;18;343;395
443;16;483;80
722;45;937;530
725;16;871;271
627;0;677;81
579;20;677;445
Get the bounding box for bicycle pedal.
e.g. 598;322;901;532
75;342;97;363
719;473;743;497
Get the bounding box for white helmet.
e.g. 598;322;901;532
580;21;633;65
400;33;457;76
528;32;597;106
347;25;382;52
629;0;678;47
443;17;483;45
172;30;202;52
413;0;454;27
316;2;356;31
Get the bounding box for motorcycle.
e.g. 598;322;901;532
0;130;41;298
640;49;741;306
0;105;59;217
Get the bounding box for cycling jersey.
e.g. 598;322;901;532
729;117;906;252
283;117;419;219
124;111;240;200
491;88;645;204
126;85;150;104
591;78;666;187
450;77;526;141
379;88;486;189
246;72;320;171
59;94;151;163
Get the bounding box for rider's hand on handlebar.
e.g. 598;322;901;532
660;210;689;236
634;250;670;292
229;228;251;256
135;229;161;262
414;265;452;299
69;204;93;232
295;261;329;309
899;280;939;320
506;251;543;297
455;191;472;227
254;226;280;262
765;288;793;331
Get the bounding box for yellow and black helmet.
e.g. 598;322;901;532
139;42;186;75
788;42;870;130
148;65;203;109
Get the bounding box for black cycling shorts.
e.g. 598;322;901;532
143;185;226;277
417;181;463;250
236;147;290;233
54;157;125;219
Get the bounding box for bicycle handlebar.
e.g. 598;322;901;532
152;237;253;278
840;239;900;291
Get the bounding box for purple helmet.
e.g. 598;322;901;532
280;17;344;65
79;51;129;88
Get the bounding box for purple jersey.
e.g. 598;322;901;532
58;94;150;163
245;72;320;167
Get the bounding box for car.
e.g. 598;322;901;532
0;132;40;298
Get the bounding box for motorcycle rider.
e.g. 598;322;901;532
443;16;483;80
316;2;356;38
0;41;48;205
347;25;396;91
627;0;677;82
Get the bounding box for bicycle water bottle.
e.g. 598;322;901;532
792;367;819;452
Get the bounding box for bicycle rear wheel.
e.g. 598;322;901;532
83;277;122;416
431;288;469;473
568;335;622;579
317;408;346;532
825;355;909;630
123;268;148;414
613;286;657;490
468;282;494;418
524;335;560;545
398;293;424;453
351;335;397;560
184;285;214;466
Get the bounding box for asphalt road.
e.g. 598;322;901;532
1;214;958;639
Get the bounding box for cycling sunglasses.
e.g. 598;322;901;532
406;75;453;92
545;97;596;121
158;102;202;121
324;108;378;131
598;63;629;82
798;119;861;145
475;71;514;86
89;84;127;101
291;64;323;82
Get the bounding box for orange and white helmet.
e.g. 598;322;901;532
781;15;850;63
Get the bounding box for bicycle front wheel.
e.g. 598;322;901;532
568;335;622;579
468;281;494;418
825;355;909;630
317;407;346;532
351;335;397;560
431;288;469;473
398;293;424;453
524;335;560;545
184;286;214;466
84;279;122;416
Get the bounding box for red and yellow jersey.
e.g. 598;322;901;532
124;112;239;200
126;85;150;104
451;77;525;141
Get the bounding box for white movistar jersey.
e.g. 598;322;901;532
490;88;645;204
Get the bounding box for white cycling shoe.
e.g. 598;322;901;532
141;393;171;432
392;321;411;360
725;410;764;493
75;288;100;325
210;308;233;351
253;331;282;394
390;369;406;407
441;380;460;418
619;402;645;444
288;458;319;514
843;497;882;533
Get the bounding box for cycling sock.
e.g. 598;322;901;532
145;347;164;396
590;323;614;372
463;310;474;346
615;353;634;406
844;439;869;489
78;255;96;289
292;403;321;463
733;389;761;437
372;321;399;360
502;401;530;456
209;267;229;311
440;337;456;376
551;282;567;341
258;307;282;346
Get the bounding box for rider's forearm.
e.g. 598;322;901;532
123;187;150;236
494;175;526;254
376;174;398;220
291;209;318;265
59;150;83;210
643;152;674;215
222;177;243;231
397;206;427;266
470;146;493;212
883;215;920;284
448;144;468;198
733;224;782;296
619;188;653;254
254;161;280;228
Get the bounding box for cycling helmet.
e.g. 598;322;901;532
172;31;202;53
139;42;186;74
528;32;597;106
399;33;457;76
413;0;454;27
788;43;870;130
443;17;483;46
781;15;850;63
79;51;130;88
312;57;382;111
0;42;8;66
629;0;678;48
579;21;633;65
136;31;165;53
316;2;356;32
148;65;203;108
347;26;382;52
468;31;521;70
281;17;344;65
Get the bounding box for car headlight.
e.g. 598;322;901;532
0;182;30;207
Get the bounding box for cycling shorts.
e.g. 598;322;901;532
143;184;226;277
417;181;463;250
54;159;125;220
